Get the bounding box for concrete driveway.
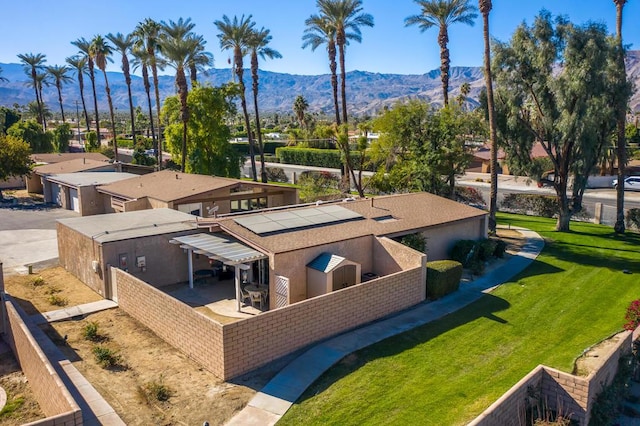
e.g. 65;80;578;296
0;206;78;275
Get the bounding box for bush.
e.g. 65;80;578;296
400;233;427;253
83;321;100;341
493;239;508;258
31;276;45;287
92;345;122;369
456;186;486;208
426;260;463;300
140;376;173;402
627;208;640;230
450;240;476;266
276;147;344;169
266;167;289;183
501;193;557;218
477;239;497;261
47;294;68;307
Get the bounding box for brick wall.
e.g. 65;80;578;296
3;299;82;425
113;268;226;378
221;266;425;378
470;331;634;425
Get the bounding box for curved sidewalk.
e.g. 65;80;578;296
226;227;545;426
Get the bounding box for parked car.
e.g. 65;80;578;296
144;149;157;156
613;176;640;191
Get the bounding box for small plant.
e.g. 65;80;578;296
0;393;25;417
83;321;100;341
475;178;484;182
92;345;121;369
624;299;640;331
31;276;45;287
44;285;62;295
145;376;173;402
47;294;68;307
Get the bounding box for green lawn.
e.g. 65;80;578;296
279;214;640;426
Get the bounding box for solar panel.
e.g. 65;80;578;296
233;205;363;235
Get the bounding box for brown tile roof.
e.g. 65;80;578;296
213;192;486;254
31;153;109;164
97;170;290;203
35;158;114;175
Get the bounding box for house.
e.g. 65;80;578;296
57;192;487;379
30;158;115;196
42;172;137;214
472;142;550;175
96;170;299;217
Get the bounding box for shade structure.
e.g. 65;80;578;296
170;233;267;265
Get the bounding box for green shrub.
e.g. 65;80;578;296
449;240;476;266
501;193;557;218
266;167;288;183
400;233;427;253
48;294;68;307
0;393;25;417
276;147;344;169
627;208;640;230
31;276;45;287
92;345;122;369
469;259;485;276
426;260;463;300
493;239;508;258
141;376;173;402
477;239;497;261
83;321;100;341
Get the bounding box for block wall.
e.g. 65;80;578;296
3;300;82;425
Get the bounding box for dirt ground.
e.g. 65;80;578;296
574;332;625;377
3;270;261;425
0;352;43;425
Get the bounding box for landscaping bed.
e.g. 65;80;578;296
0;352;43;425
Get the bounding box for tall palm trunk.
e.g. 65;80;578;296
189;64;198;85
251;52;267;182
150;53;162;167
329;40;341;125
614;0;627;234
236;48;257;182
141;65;157;147
438;26;450;107
87;59;100;145
55;81;66;122
337;34;348;124
481;0;498;234
101;69;119;162
29;69;44;127
176;69;189;172
37;79;47;131
122;55;136;143
77;72;91;133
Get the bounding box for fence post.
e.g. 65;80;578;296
594;203;603;224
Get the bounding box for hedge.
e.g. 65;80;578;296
231;141;287;156
426;260;463;300
276;147;343;169
501;193;557;218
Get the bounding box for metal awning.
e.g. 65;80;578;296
170;233;267;265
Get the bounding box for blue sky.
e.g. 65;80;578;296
2;0;639;76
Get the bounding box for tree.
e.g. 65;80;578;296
46;65;72;122
302;14;340;124
613;0;628;234
0;106;20;134
7;120;52;153
293;95;309;130
0;134;32;201
65;55;91;132
17;53;47;127
51;123;72;153
405;0;477;106
248;27;282;182
492;12;625;231
215;14;258;181
107;32;137;144
161;18;213;84
71;38;100;145
479;0;498;234
316;0;374;124
90;35;119;161
131;47;157;150
162;84;241;176
135;19;164;166
0;66;8;83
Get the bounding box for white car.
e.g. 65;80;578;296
612;176;640;191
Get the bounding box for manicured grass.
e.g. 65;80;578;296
279;214;640;425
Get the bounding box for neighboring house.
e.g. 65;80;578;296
42;172;137;214
96;170;299;217
33;159;117;203
472;142;550;175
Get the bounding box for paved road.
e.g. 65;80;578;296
0;205;78;275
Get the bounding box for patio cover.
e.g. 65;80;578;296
169;232;267;265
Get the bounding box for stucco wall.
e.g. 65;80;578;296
57;221;105;296
78;185;107;216
3;299;82;425
419;216;487;260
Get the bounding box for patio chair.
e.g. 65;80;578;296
240;285;252;306
249;291;263;309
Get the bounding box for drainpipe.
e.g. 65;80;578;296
188;249;194;289
235;266;241;312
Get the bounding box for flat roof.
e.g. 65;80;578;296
58;208;197;243
46;172;137;187
35;158;113;175
212;192;487;254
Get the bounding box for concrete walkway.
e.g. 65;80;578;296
226;227;544;426
31;299;118;325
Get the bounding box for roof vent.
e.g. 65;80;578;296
176;174;179;179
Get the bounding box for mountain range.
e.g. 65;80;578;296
2;50;640;117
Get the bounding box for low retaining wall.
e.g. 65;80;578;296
2;299;82;426
469;331;633;426
113;264;425;380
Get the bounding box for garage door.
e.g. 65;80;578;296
69;188;79;213
50;183;61;206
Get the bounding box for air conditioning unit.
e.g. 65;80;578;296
91;260;100;273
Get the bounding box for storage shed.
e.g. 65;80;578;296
306;252;361;298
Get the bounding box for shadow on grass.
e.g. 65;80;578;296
505;258;565;282
539;237;640;273
296;293;510;403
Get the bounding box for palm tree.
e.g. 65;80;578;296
614;0;628;234
32;72;50;130
65;55;91;132
131;47;157;149
248;27;282;183
186;34;214;85
17;53;47;127
302;15;341;125
293;95;309;131
90;35;119;161
160;34;193;172
215;14;258;181
479;0;498;234
316;0;374;124
107;32;136;143
406;0;477;106
46;65;72;122
134;19;164;165
72;38;100;145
